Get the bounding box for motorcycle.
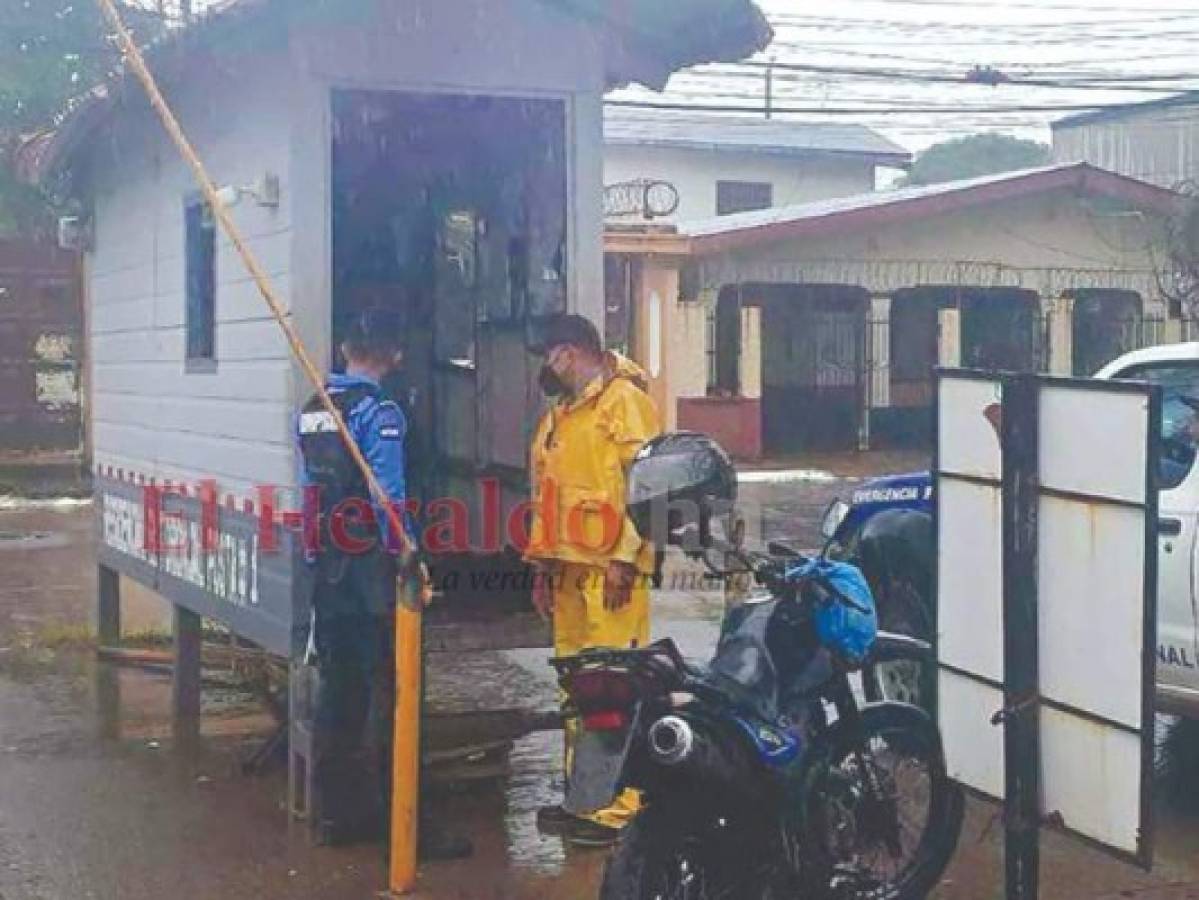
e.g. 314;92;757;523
551;538;963;899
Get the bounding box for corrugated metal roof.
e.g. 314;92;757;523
604;107;910;163
1053;91;1199;129
676;162;1183;252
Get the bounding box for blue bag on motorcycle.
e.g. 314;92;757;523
785;559;878;664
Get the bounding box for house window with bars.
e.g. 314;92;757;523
716;180;773;216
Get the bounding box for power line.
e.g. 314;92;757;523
746;45;1199;68
606;98;1114;115
767;12;1199;31
822;0;1199;13
765;32;1199;49
690;60;1199;92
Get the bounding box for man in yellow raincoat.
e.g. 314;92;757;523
525;313;661;847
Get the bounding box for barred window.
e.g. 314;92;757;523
716;181;772;216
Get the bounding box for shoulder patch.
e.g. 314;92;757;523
373;400;406;441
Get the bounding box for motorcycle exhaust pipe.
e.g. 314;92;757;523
647;715;695;766
647;715;744;780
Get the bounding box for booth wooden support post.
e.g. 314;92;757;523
98;564;121;646
96;564;123;739
172;605;203;746
1000;375;1041;900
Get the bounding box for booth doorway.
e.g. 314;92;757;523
331;90;567;508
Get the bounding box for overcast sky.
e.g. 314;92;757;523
611;0;1199;156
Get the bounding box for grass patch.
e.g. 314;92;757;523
35;621;97;650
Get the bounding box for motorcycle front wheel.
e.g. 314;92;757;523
800;704;963;900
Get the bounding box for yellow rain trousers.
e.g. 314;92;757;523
553;562;651;828
526;351;662;829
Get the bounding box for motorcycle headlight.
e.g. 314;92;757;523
820;499;850;540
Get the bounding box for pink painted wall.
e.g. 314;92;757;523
677;396;762;461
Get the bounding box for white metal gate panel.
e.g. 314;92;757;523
935;371;1158;866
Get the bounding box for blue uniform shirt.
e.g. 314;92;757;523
296;372;412;553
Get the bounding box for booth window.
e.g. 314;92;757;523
717;181;772;216
184;196;216;366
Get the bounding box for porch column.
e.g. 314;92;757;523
938;308;961;368
739;304;763;460
862;295;892;450
671;292;714;426
1163;318;1184;345
1047;295;1074;376
633;258;681;428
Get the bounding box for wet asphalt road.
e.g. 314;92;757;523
3;458;1199;899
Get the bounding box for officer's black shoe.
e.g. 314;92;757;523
565;819;622;848
418;826;474;861
536;803;579;834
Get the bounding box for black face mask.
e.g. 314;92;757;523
539;363;568;398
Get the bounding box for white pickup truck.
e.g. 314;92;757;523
1097;342;1199;717
830;341;1199;716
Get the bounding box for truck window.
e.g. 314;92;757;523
1117;362;1199;490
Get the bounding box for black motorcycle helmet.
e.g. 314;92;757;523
626;432;737;545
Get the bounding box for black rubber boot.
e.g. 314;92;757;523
536;804;580;834
566;818;622;848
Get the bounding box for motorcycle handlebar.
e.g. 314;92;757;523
694;536;869;616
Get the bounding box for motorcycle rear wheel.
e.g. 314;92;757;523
600;811;729;900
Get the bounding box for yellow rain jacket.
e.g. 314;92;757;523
527;350;661;830
525;351;662;574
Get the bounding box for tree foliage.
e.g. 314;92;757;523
0;0;169;237
900;133;1052;188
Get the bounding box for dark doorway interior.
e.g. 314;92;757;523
959;287;1041;372
712;285;743;396
1069;289;1143;376
604;253;640;354
883;285;1041;447
331;90;567;506
757;283;869;454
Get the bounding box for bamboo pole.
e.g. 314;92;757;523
93;1;425;891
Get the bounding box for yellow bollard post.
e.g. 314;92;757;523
389;597;422;895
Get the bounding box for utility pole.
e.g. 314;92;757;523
764;61;774;119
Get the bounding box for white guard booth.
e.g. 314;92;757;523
935;369;1160;873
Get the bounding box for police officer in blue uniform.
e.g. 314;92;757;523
297;308;469;858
